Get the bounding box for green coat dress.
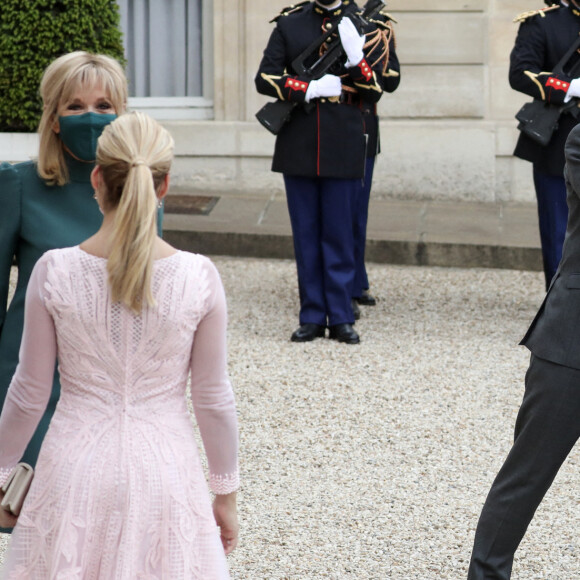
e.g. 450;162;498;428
0;157;163;468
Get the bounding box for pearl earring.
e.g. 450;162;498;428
93;193;104;215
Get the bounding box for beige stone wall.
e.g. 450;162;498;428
171;0;539;203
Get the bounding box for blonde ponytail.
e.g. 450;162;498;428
96;112;174;312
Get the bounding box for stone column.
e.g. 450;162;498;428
213;0;249;120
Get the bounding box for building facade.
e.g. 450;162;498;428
2;0;541;203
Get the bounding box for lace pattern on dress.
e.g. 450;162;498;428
210;472;240;495
0;465;14;488
2;248;235;579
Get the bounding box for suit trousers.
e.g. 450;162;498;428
467;354;580;579
532;167;568;290
284;175;357;327
353;156;375;298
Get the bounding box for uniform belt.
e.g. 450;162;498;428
339;91;362;106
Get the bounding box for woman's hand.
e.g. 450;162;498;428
213;492;239;555
0;492;17;529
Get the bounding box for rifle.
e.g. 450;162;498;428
515;35;580;146
256;0;386;135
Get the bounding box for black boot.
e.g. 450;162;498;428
355;289;376;306
328;323;360;344
291;324;326;342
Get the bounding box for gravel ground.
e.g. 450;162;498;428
3;259;579;579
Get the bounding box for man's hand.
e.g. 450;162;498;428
338;17;365;68
305;74;342;102
213;492;239;555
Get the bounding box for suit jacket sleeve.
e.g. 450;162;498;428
565;124;580;193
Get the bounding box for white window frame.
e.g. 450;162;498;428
128;97;213;120
123;0;214;121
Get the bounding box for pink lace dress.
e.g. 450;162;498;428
0;247;239;579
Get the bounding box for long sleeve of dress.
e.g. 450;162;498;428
190;260;239;495
0;256;56;483
0;163;22;336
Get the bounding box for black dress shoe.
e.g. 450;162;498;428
291;324;326;342
355;289;376;306
351;299;360;320
328;323;360;344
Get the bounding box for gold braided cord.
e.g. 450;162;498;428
364;22;394;75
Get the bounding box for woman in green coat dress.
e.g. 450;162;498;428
0;52;130;472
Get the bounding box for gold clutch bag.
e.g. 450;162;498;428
1;463;34;516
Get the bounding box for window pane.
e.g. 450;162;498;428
118;0;203;97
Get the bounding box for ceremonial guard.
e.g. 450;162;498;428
351;5;400;311
509;0;580;289
255;0;389;344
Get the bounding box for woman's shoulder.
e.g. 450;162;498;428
0;159;37;179
177;251;217;272
36;246;80;270
0;160;40;195
174;252;224;291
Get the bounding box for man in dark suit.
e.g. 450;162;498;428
467;123;580;578
255;0;389;344
510;0;580;289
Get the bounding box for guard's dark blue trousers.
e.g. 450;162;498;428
353;156;375;298
533;167;568;290
284;175;357;327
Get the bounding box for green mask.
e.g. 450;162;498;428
58;112;117;162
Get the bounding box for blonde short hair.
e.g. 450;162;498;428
97;112;174;313
38;51;128;186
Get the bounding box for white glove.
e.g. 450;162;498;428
565;78;580;103
338;17;365;68
305;74;342;102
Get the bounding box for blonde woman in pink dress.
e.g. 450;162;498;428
0;111;239;579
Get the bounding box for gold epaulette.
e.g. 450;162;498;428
378;10;398;24
514;4;559;23
270;1;310;23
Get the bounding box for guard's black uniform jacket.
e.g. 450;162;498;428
255;0;388;179
510;4;580;175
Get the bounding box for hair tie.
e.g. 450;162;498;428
131;158;147;168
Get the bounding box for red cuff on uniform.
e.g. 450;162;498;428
546;77;570;93
285;77;308;93
356;59;373;82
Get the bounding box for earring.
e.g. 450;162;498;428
157;199;163;209
93;194;104;215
